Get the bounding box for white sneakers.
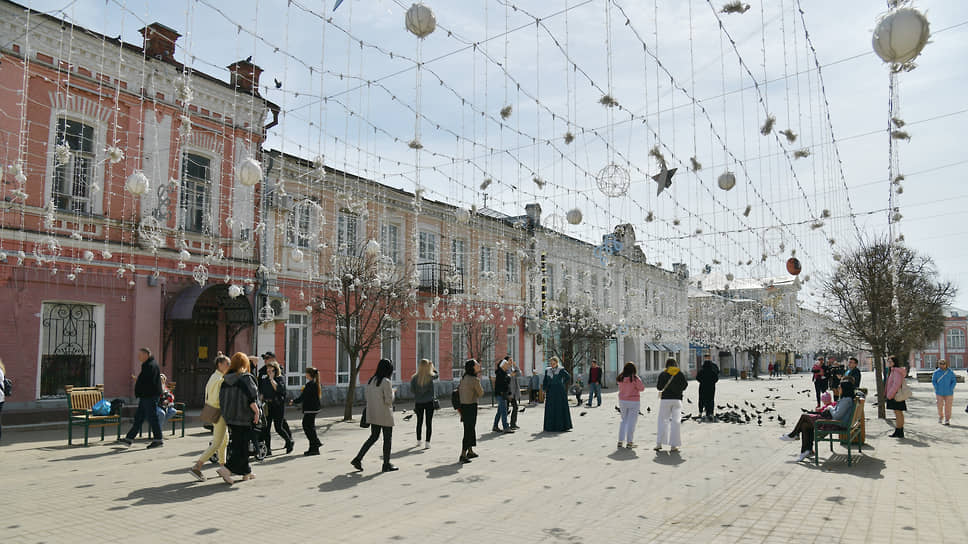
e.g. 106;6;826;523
424;441;431;449
796;451;812;462
417;440;423;448
779;434;795;442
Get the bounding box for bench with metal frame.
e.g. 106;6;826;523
66;384;121;446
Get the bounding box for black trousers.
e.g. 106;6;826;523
814;380;825;406
461;403;478;450
355;424;392;464
509;396;519;427
790;414;820;453
302;413;321;450
262;402;293;450
699;394;714;417
226;424;252;475
529;389;538;403
414;401;434;442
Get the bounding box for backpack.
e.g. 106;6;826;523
2;377;11;397
109;398;125;416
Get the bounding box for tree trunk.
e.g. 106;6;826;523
872;348;886;419
343;353;359;421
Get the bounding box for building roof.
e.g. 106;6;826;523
690;271;799;292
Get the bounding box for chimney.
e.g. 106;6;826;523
672;263;689;279
139;23;181;61
524;203;541;228
228;60;263;94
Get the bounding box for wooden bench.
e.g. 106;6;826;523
138;380;185;438
66;384;121;446
813;396;865;467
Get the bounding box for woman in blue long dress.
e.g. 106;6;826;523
542;357;573;432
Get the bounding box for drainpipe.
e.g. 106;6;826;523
252;154;275;355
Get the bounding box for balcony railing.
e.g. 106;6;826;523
416;262;463;294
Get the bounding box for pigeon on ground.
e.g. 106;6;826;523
647;407;652;413
615;406;621;413
403;414;413;421
687;398;692;404
580;411;587;417
777;416;786;426
638;411;644;416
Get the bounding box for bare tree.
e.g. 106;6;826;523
823;238;955;418
312;245;415;420
543;306;615;379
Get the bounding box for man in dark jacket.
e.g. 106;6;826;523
491;358;514;433
844;357;861;388
696;355;720;422
119;348;163;448
586;360;603;407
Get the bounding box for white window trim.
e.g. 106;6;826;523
416;320;439;373
45;113;107;216
382;321;402;383
176;147;221;235
35;301;104;399
285;313;312;388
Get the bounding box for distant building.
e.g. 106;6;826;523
910;307;968;371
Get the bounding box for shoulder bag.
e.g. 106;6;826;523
200;403;221;424
894;381;912;402
658;373;674;400
360;408;369;428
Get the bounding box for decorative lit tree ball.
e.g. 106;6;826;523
124;170;150;196
455;207;471;224
872;8;930;64
566;208;583;225
365;239;381;257
405;3;436;38
786;257;802;276
238;157;263;187
179;249;190;261
717;171;736;191
291;248;304;263
227;284;243;299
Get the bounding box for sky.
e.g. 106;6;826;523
17;0;968;310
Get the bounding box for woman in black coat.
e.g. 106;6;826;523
696;356;719;422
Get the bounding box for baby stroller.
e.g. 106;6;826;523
210;403;268;464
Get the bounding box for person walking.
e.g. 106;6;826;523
458;359;484;463
492;358;514;434
655;358;688;452
292;367;322;455
529;368;541;405
0;358;7;442
410;358;438;448
932;359;956;425
696;354;719;422
118;348;164;448
616;362;645;448
811;358;825;408
780;380;856;462
352;359;397;472
844;357;861;388
507;356;521;429
542;357;573;432
259;357;294;455
190;353;230;482
217;352;260;484
768;362;774;379
586;360;603;407
885;356;908;438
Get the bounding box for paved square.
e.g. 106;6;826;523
3;374;967;543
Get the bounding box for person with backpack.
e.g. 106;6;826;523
352;359;397;472
259;356;294;455
118;348;164;449
932;359;956;426
217;352;260;484
190;353;230;482
457;359;484;464
0;358;7;441
655;358;688;452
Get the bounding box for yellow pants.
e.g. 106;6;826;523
197;416;228;465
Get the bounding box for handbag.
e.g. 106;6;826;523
360;408;370;428
433;399;441;410
199;403;221;424
894;381;912;402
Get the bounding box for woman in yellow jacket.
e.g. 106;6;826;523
190;354;230;481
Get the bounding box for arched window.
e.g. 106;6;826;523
946;328;965;350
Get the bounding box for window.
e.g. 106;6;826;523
946;329;965;350
52;118;96;213
382;321;402;382
337;211;359;256
452;239;467;276
507;326;518;360
287;206;311;248
285;313;310;387
923;353;938;368
452;323;468;379
926;337;940;350
950;354;964;368
480;246;494;276
380;223;401;265
418;231;438;263
416;322;439;372
180;152;212;233
40;302;97;396
336;318;357;385
545;263;555;301
505;252;518;284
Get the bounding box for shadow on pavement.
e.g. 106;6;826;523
391;446;428;459
797;453;886;478
318;471;380;492
652;452;685;466
607;448;639;461
117;480;237;506
425;462;463;479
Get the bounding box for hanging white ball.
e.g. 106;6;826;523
125;170;150;196
107;146;124;164
872;8;930;64
238;157;262;187
365;239;381;257
83;250;95;262
405;3;436;38
179;249;190;261
291;248;304;263
227;284;244;299
717;171;736;191
455;207;471;224
566;208;583;225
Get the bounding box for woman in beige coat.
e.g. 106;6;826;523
458;359;484;463
352;359;398;472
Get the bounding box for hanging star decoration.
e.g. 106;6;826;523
652;165;676;196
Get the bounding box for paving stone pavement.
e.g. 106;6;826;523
2;374;967;543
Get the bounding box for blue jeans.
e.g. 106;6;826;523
125;396;162;441
586;383;602;406
493;395;509;430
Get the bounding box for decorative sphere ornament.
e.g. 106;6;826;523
106;146;124;164
717;171;736;191
596;163;630;198
365;239;381;257
455;207;471;224
124;170;150;196
179;249;191;261
227;284;244;299
786;257;802;276
405;3;436;38
83;250;95;262
566;208;583;225
238;157;262;187
872;8;930;64
291;248;304;263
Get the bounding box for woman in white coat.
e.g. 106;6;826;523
352;359;398;472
